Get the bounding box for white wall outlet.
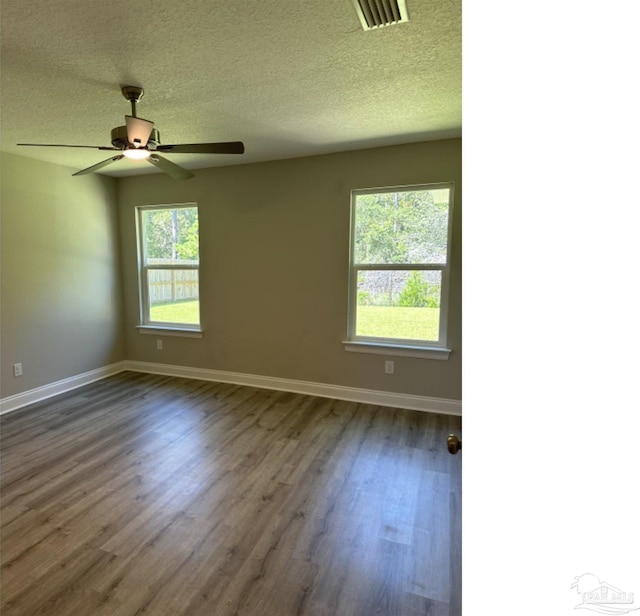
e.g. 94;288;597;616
156;339;163;350
13;362;23;377
384;360;394;374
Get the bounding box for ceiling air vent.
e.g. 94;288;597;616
351;0;409;30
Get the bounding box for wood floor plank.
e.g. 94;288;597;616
1;371;461;615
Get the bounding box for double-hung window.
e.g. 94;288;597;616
136;203;201;331
346;183;454;358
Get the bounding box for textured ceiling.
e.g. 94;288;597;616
0;0;461;177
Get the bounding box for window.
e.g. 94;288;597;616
346;183;453;358
136;204;201;332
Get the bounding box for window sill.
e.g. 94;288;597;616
342;340;451;360
137;325;203;339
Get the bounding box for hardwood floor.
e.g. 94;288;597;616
1;371;462;616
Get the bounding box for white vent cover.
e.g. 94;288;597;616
351;0;409;30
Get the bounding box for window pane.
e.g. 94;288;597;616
142;207;199;265
356;270;441;341
147;269;200;325
354;188;450;265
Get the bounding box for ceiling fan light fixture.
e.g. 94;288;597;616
123;148;151;160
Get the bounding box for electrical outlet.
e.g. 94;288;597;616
13;362;23;377
156;339;163;350
384;360;394;374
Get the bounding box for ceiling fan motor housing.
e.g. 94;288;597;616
111;126;160;150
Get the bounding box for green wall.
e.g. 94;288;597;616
1;153;125;398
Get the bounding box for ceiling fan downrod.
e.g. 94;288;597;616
121;85;144;118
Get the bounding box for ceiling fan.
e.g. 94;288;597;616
17;86;245;180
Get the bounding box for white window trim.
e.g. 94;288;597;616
136;325;203;338
135;203;202;333
342;340;451;360
345;182;454;358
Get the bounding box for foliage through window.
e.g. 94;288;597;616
348;184;453;347
137;204;200;329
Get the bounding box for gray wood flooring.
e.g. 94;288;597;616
1;371;462;615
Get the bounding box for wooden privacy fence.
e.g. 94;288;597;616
148;269;199;305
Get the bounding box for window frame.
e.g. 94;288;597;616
345;183;454;359
135;203;202;334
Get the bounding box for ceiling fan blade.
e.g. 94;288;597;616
72;155;125;176
17;143;119;150
156;141;245;155
147;154;194;180
125;116;154;148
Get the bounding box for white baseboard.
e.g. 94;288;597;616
0;360;461;417
0;361;127;415
124;361;462;416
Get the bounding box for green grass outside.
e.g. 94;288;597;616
356;305;439;341
150;301;436;341
150;300;200;325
